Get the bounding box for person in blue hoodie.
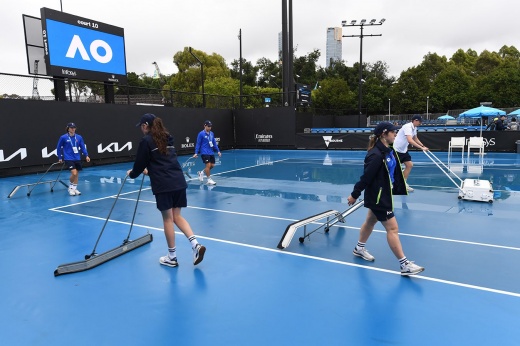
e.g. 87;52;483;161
56;122;90;196
347;122;424;276
193;120;221;185
127;113;206;268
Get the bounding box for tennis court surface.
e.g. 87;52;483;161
1;149;519;345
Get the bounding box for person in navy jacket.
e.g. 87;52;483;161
347;122;424;276
56;122;90;196
193;120;221;185
127;113;206;268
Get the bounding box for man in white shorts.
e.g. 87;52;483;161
393;115;428;192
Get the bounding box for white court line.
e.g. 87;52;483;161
113;196;520;252
185;157;290;182
51;158;289;210
48;207;520;298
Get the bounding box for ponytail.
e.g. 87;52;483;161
367;134;378;151
150;117;170;155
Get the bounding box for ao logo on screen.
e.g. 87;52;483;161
66;35;112;64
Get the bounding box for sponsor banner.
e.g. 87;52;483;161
235;107;296;147
0;99;233;172
296;132;520;151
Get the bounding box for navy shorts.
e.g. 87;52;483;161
155;189;187;211
201;155;215;164
371;208;395;222
396;151;412;163
64;160;82;171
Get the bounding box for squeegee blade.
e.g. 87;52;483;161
54;233;153;276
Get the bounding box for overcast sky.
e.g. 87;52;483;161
2;0;520;79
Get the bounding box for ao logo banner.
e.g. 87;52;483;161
46;19;126;75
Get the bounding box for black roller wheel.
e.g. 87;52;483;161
299;237;304;243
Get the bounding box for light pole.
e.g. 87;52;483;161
342;18;385;127
426;96;429;120
388;98;391;121
238;28;243;109
188;47;205;108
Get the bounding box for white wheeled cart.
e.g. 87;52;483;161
423;150;494;203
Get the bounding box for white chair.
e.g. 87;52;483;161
467;137;485;160
448;137;465;160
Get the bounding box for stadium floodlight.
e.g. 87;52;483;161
341;17;385;127
341;20;347;26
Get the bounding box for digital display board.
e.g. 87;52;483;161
40;8;127;83
296;83;311;106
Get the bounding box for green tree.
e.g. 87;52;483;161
475;67;520;107
430;65;474;111
293;49;320;85
170;47;230;93
230;58;259;87
311;77;355;113
474;50;501;76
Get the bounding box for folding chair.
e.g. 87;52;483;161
448;137;465;160
467;136;485;160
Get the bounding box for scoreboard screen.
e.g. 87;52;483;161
40;7;127;83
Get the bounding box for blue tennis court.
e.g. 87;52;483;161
1;149;519;345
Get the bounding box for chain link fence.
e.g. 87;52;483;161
0;72;302;110
0;72;237;109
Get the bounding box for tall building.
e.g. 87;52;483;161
326;27;342;68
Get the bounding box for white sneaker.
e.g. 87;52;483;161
197;171;204;182
68;188;76;196
193;244;206;265
207;178;216;185
74;189;81;195
400;261;424;276
353;247;375;261
159;256;178;267
406;183;414;192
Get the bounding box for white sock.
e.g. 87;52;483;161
399;257;409;268
168;247;176;260
188;235;199;249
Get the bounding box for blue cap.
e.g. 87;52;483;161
374;121;398;135
136;113;156;127
412;115;423;122
204;120;212;126
66;122;77;128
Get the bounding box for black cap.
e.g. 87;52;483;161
374;121;398;136
66;122;77;128
136;113;156;127
412;115;423;122
204;120;212;126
